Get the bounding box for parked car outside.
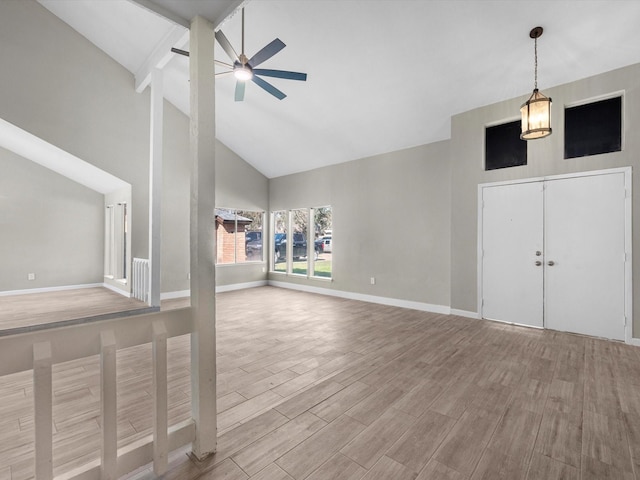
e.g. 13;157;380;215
321;235;332;253
245;231;262;260
274;233;323;262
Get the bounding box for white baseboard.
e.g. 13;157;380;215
629;337;640;347
268;280;450;315
159;281;269;300
102;282;131;297
161;290;190;300
450;308;480;319
0;283;104;297
216;280;268;293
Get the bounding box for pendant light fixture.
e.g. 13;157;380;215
520;26;552;140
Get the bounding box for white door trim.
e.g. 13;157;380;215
477;166;633;344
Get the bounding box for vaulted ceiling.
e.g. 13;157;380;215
38;0;640;178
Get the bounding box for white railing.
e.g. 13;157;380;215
0;308;194;480
132;258;150;303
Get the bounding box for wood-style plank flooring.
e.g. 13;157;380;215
1;286;639;480
0;287;149;333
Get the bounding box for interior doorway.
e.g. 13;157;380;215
479;168;632;342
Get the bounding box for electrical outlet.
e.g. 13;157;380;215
28;273;36;281
370;277;375;285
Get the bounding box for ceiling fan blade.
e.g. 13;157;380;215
252;75;286;100
253;69;307;81
171;48;234;69
248;38;286;68
215;59;234;69
171;47;190;57
235;81;246;102
215;30;239;62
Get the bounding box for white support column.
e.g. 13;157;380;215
189;15;217;459
152;321;168;475
33;341;53;480
100;331;117;480
149;67;163;308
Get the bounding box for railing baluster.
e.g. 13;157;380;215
100;331;117;480
152;321;168;475
33;341;53;480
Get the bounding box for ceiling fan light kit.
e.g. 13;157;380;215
521;26;552;140
172;7;307;102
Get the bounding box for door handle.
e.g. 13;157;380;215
547;260;555;266
535;261;542;266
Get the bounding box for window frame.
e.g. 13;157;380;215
564;93;624;160
270;206;332;281
215;208;266;266
484;119;527;171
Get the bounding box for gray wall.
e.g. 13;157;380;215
0;0;270;295
269;141;451;308
161;104;269;293
0;148;104;291
450;63;640;337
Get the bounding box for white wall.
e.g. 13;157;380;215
269;141;451;308
450;63;640;338
0;147;104;291
0;0;270;296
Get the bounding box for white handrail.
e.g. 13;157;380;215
0;308;194;480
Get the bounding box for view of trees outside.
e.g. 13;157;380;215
313;206;332;278
215;209;264;264
292;209;308;276
273;210;287;272
238;210;263;262
271;207;332;278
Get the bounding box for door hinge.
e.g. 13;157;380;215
623;316;627;326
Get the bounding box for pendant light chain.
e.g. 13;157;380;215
241;8;244;57
534;36;538;90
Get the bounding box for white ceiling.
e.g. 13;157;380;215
38;0;640;179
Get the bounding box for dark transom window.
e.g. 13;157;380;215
485;120;527;171
565;96;622;159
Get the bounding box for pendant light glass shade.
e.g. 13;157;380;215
520;88;552;139
521;26;552;140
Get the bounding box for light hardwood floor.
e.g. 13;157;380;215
1;286;639;480
0;287;149;333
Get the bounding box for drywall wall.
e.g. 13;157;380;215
269;141;451;308
450;62;640;338
0;147;104;291
0;0;150;265
161;103;269;293
0;0;269;295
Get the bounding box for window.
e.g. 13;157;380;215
565;96;622;159
485;120;527;170
105;202;128;281
271;206;332;279
291;209;309;276
313;206;332;278
215;208;264;264
273;210;287;273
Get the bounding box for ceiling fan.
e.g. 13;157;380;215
172;8;307;101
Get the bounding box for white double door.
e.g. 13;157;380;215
481;171;627;341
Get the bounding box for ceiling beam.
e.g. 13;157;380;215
126;0;190;29
135;25;188;93
127;0;248;31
